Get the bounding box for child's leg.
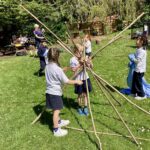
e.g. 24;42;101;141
135;72;145;97
77;94;82;106
131;71;137;95
53;109;68;137
83;92;89;115
77;94;84;115
39;58;46;76
83;92;88;107
53;109;60;128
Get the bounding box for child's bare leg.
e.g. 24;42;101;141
53;109;68;137
83;92;88;106
77;94;82;106
77;94;84;114
83;93;89;115
53;110;60;128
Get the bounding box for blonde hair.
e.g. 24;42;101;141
34;24;39;28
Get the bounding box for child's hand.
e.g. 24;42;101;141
63;67;70;72
76;80;83;85
79;57;85;64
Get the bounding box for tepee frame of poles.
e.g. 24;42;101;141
19;3;150;150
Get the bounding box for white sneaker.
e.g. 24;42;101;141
53;128;68;137
135;96;147;100
58;120;70;128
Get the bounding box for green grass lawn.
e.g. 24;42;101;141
0;32;150;150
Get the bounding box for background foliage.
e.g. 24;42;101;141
0;0;149;46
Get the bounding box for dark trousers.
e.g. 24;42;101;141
35;40;41;49
131;71;145;97
39;57;46;75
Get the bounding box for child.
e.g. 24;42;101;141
131;36;147;100
70;45;92;115
37;42;48;76
84;34;92;57
45;48;82;137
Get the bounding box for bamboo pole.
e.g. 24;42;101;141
43;34;53;46
91;36;122;59
90;70;121;106
91;12;145;59
20;5;72;52
31;106;46;125
65;22;78;49
57;40;74;56
65;126;150;142
90;69;150;115
91;73;139;145
83;48;102;149
31;67;84;125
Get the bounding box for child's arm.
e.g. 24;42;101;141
71;64;81;72
85;58;93;68
63;66;71;72
34;33;44;40
67;80;83;85
133;51;145;64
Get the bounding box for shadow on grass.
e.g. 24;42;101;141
94;110;150;133
106;85;124;92
127;45;137;49
33;71;45;77
95;118;137;145
63;96;100;149
32;104;53;130
91;101;111;106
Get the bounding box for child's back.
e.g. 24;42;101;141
45;62;69;96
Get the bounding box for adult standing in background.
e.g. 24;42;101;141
33;24;44;49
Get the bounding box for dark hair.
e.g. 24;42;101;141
48;48;60;65
73;45;79;54
138;35;148;47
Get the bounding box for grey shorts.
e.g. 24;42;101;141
46;94;63;110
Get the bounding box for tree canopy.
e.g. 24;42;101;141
0;0;149;46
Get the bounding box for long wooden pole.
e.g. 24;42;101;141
92;73;139;145
31;106;46;125
20;5;72;52
65;126;150;142
91;12;145;59
91;36;122;59
65;22;79;49
83;48;102;149
57;40;74;56
90;69;150;115
90;70;121;106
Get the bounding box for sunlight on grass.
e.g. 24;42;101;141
0;32;150;150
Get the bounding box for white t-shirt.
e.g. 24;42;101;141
70;57;89;80
135;47;147;73
45;62;69;96
84;40;92;53
144;25;148;32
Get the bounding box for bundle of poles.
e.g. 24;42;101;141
20;4;150;150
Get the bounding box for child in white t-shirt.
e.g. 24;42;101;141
70;45;92;115
84;34;92;57
45;48;82;137
131;36;147;100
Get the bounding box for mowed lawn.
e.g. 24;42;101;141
0;32;150;150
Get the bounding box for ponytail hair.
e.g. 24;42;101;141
48;48;60;66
